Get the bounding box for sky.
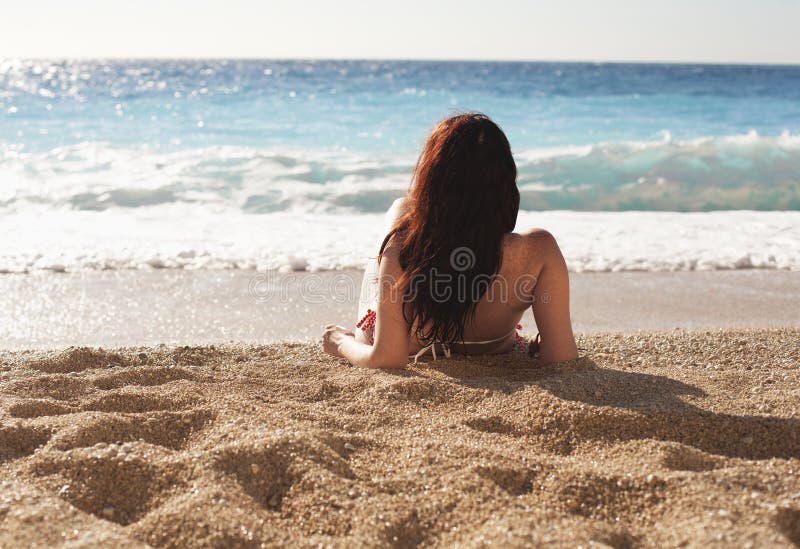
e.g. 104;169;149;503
1;0;799;64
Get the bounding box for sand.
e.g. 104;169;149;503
1;328;799;547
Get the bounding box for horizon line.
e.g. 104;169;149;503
3;55;800;68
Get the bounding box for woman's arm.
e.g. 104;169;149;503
356;197;409;320
525;229;578;363
322;241;410;368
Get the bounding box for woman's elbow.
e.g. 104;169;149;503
365;351;408;369
540;343;579;364
366;358;407;369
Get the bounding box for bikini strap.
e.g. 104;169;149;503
412;342;451;363
459;327;518;346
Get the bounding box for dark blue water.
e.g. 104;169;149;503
2;59;800;151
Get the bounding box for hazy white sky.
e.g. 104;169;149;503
2;0;799;63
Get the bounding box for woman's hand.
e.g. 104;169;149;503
322;325;355;358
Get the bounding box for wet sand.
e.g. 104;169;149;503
1;269;798;349
1;328;799;547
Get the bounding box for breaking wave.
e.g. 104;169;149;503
2;130;799;214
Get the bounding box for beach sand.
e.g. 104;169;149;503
1;328;799;547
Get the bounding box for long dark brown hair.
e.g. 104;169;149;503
379;113;519;346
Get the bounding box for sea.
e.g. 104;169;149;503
1;59;799;273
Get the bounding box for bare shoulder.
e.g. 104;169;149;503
520;227;558;247
502;228;562;275
377;233;404;276
380;233;401;258
508;228;560;257
389;196;410;213
384;196;410;229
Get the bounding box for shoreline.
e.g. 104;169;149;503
2;269;798;350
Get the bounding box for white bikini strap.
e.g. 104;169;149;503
412;342;451;363
461;329;517;345
412;329;515;362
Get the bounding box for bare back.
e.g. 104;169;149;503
357;198;577;362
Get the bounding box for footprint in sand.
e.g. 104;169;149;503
26;347;128;374
1;375;91;400
80;388;199;414
550;470;666;520
91;366;204;390
26;442;187;526
49;410;215;451
0;424;53;464
7;399;76;418
211;432;354;511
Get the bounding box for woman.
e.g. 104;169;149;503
322;113;577;368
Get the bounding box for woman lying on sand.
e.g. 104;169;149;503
323;113;578;368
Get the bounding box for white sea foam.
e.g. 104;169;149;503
2;130;800;214
1;206;798;274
